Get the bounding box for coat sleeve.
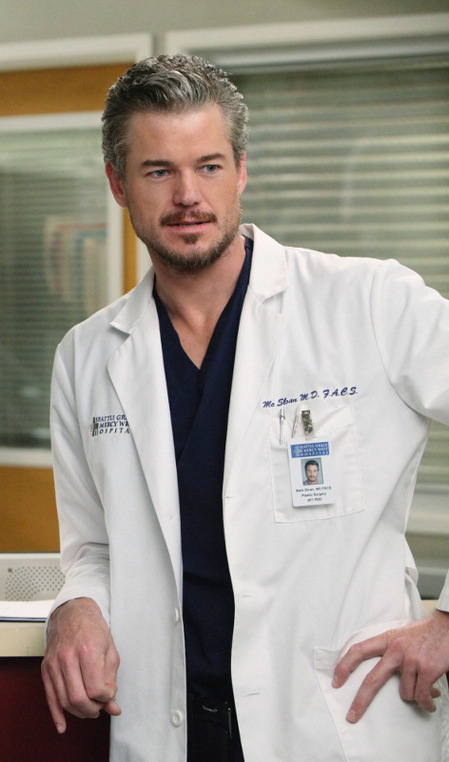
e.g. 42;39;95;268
370;259;449;425
370;259;449;611
48;338;111;626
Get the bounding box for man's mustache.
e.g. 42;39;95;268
161;211;217;226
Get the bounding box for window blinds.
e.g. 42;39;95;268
0;126;107;449
233;56;449;485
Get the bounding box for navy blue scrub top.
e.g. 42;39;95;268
154;238;252;703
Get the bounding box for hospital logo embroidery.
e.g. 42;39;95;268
91;414;130;437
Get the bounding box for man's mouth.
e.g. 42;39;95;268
171;221;204;228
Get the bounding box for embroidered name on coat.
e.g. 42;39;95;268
262;386;358;409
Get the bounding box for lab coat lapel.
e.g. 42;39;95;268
107;272;182;590
224;226;288;486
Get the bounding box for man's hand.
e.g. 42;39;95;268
332;609;449;723
41;597;121;733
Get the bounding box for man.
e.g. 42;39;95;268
303;459;321;486
42;55;449;762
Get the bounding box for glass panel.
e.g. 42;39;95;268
0;124;108;449
235;58;449;297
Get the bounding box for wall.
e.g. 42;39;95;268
2;0;449;48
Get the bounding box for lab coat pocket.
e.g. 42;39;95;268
269;403;365;522
314;622;449;762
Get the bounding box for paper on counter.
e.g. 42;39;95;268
0;599;54;621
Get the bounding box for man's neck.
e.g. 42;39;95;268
153;235;246;368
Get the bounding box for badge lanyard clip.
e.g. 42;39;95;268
301;409;314;436
279;407;286;444
291;408;314;439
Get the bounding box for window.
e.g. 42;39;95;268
0;115;116;451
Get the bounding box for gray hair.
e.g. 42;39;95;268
102;54;248;178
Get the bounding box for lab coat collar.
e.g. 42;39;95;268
224;225;288;491
109;267;155;335
241;223;288;301
107;271;182;592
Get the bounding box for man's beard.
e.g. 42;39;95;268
135;207;242;274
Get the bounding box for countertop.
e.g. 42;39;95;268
0;621;45;657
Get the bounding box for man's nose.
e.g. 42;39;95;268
173;171;200;206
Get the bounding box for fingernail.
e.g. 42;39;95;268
346;710;357;723
56;724;65;734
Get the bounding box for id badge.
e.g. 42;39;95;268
288;438;336;507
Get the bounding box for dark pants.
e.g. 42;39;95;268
187;694;244;762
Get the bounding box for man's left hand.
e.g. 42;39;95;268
332;609;449;723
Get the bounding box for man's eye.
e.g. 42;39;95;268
202;164;219;173
149;169;168;178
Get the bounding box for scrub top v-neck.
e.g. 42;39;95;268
154;238;252;703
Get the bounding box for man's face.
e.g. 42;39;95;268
106;105;247;273
306;464;319;484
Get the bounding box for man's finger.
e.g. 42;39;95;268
413;672;439;712
51;650;105;719
332;632;388;688
399;663;417;703
81;636;120;707
102;699;122;717
41;666;67;734
344;657;396;723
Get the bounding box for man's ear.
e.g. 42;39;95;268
237;153;247;196
105;162;128;208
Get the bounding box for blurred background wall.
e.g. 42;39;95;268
1;0;448;47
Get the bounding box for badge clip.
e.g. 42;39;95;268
279;407;286;444
301;409;314;436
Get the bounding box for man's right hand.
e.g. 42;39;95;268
41;597;121;733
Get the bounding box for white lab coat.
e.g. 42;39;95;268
50;224;449;761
